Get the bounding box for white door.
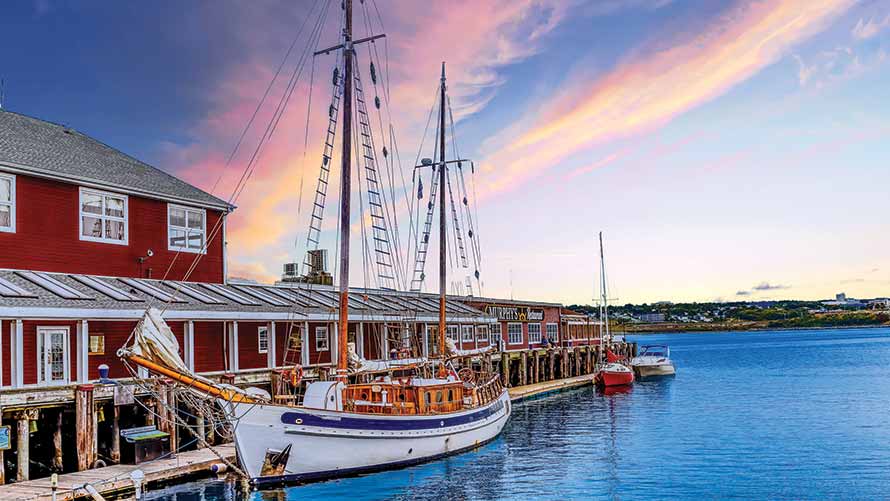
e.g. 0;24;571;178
38;327;70;385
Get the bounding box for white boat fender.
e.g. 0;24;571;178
211;463;228;474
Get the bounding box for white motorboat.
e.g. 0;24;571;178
630;345;676;378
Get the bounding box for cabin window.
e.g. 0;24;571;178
168;204;206;253
258;326;269;353
424;392;431;405
447;389;454;402
436;390;443;403
446;325;459;342
315;326;329;351
476;325;490;342
0;172;15;233
528;323;542;344
79;188;127;245
507;322;523;345
461;325;474;343
547;323;559;343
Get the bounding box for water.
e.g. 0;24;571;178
147;327;890;500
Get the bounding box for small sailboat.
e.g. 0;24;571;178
594;232;634;388
631;345;676;378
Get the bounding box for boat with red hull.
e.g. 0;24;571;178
595;362;635;387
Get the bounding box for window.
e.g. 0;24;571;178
89;334;105;355
507;322;523;345
476;325;490;342
315;326;329;351
461;325;474;343
528;323;542;344
168;204;206;253
492;324;503;346
446;325;459;342
0;173;14;232
547;323;559;344
258;326;269;353
80;188;127;244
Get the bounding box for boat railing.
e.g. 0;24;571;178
471;371;503;407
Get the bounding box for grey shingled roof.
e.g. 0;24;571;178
0;269;493;323
0;110;231;210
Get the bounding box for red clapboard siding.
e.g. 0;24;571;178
237;322;267;370
193;322;226;373
275;323;292;367
84;321;184;379
0;174;225;283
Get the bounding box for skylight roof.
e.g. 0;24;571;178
200;283;261;306
232;285;290;307
16;271;93;300
0;277;36;298
166;282;225;305
71;275;142;301
118;278;185;303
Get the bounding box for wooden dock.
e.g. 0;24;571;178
0;444;235;501
508;373;596;402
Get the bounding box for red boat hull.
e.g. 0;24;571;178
595;369;635;387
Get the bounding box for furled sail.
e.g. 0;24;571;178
347;343;426;374
445;338;493;357
131;307;190;374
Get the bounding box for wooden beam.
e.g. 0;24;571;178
75;385;96;471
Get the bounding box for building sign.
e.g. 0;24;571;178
0;426;9;450
485;305;545;323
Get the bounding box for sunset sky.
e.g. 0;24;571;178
4;0;890;305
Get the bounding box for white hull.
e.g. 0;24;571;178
227;390;512;485
632;363;675;378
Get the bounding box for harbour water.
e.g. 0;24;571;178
146;327;890;500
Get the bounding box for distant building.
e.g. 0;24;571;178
836;293;847;302
638;312;666;323
822;292;863;308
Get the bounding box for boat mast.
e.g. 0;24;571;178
599;231;610;344
337;0;354;382
438;62;447;358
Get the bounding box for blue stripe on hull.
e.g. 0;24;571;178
281;397;506;431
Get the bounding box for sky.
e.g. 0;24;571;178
3;0;890;305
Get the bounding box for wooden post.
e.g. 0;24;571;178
75;385;96;471
574;348;581;377
519;351;528;386
14;409;37;481
586;347;592;374
196;407;206;449
111;405;121;463
52;408;64;471
501;353;510;387
144;397;156;427
533;351;540;383
167;384;178;453
548;350;556;381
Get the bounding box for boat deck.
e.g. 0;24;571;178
0;445;235;501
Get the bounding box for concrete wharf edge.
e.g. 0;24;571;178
0;376;594;500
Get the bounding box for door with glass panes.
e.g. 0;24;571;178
38;327;70;385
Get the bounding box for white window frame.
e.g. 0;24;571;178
167;203;207;254
446;325;460;342
461;325;474;343
492;323;503;346
547;323;559;343
79;187;128;245
528;323;542;344
476;325;490;342
258;325;269;354
0;172;15;233
37;326;71;386
507;322;523;345
315;326;329;352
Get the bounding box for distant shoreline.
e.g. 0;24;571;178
620;324;890;335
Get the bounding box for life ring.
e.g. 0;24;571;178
289;365;303;386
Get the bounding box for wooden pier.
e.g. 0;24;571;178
0;444;235;500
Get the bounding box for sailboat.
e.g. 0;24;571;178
118;0;510;486
594;232;634;388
